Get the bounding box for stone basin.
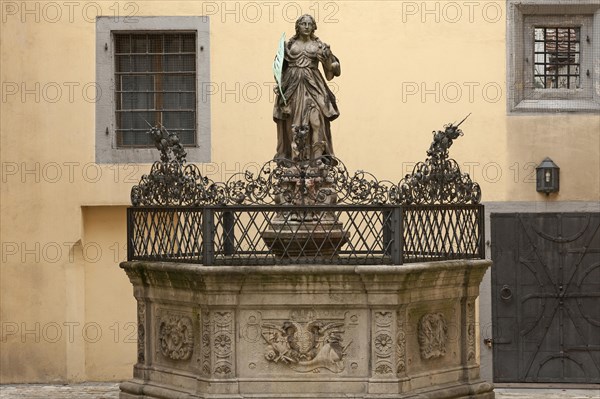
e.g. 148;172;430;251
119;259;494;399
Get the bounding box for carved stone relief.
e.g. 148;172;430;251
137;300;145;364
396;306;407;374
466;299;476;362
213;311;234;377
374;333;393;356
374;363;393;374
200;310;211;376
158;312;193;361
418;313;448;360
372;311;394;376
261;309;352;373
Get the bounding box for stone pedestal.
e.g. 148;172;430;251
120;260;494;399
260;218;349;257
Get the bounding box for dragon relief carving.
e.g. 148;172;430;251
261;311;352;373
418;313;448;360
158;313;194;361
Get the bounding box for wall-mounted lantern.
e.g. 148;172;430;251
536;157;559;195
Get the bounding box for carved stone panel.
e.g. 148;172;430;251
407;303;460;375
200;310;211;376
418;313;448;360
157;312;194;361
238;309;363;377
196;310;235;377
137;300;146;364
466;299;476;363
372;310;394;377
396;306;407;375
261;309;352;373
202;310;235;378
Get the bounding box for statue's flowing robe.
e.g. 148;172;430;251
273;39;340;161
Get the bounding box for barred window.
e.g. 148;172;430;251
114;33;197;147
534;27;580;89
507;1;599;113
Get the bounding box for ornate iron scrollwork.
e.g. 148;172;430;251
130;119;481;206
396;115;481;205
130;125;219;206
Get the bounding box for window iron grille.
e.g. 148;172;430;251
534;27;580;89
114;33;197;147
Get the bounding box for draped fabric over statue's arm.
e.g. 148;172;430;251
322;47;341;81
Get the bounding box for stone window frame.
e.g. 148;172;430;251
507;0;600;113
96;16;210;164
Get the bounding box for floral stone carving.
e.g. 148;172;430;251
374;333;393;355
418;313;448;360
371;310;394;376
261;311;352;373
158;313;194;361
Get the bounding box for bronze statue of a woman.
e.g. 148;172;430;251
273;14;341;163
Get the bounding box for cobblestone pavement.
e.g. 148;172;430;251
0;383;119;399
495;388;600;399
0;384;598;398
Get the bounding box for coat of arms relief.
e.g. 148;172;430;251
261;309;352;373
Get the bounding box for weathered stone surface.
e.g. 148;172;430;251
119;259;494;398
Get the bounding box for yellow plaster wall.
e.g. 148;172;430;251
1;0;598;383
81;206;134;380
506;115;600;202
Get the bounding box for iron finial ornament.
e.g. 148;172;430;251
396;114;481;205
130;123;219;206
147;122;187;164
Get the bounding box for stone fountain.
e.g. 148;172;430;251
120;15;493;399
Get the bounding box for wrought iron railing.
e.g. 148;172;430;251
127;204;484;265
126;118;485;265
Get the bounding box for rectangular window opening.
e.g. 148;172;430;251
114;32;197;148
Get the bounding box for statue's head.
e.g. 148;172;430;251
295;14;317;37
